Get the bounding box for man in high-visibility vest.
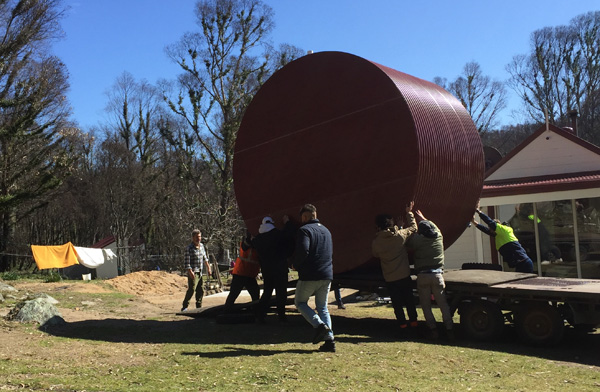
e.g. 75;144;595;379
472;209;534;273
223;234;261;313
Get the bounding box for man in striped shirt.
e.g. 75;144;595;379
181;229;212;311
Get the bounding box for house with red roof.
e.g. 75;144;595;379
445;123;600;279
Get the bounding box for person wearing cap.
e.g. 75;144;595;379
292;203;336;352
407;210;454;340
472;209;534;273
372;201;419;334
250;216;294;322
181;229;211;311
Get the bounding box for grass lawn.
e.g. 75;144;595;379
1;281;599;391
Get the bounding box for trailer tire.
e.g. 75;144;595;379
459;300;504;341
515;304;564;345
461;263;503;271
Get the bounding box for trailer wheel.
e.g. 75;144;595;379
459;300;504;341
515;304;564;345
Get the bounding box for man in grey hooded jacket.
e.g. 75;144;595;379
407;210;454;340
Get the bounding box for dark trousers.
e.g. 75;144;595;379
259;271;288;318
515;257;534;273
224;274;260;312
182;274;204;308
386;276;418;325
333;283;343;306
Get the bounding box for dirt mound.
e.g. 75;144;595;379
104;270;187;296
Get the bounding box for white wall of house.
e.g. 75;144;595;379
445;225;493;270
486;130;600;181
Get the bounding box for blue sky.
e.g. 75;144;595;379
54;0;600;130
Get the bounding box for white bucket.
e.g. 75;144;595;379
82;273;92;281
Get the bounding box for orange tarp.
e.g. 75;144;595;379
31;242;79;270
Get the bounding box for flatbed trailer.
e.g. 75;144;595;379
334;269;600;345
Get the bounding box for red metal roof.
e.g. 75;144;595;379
482;170;600;198
92;236;115;249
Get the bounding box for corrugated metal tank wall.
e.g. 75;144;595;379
234;51;484;274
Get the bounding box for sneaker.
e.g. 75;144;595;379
312;323;331;344
337;303;346;309
319;340;336;352
181;307;187;312
195;302;202;309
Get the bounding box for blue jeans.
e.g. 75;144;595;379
295;279;334;341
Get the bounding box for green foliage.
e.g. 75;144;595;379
0;271;20;280
0;0;75;271
43;271;62;283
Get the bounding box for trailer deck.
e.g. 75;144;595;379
444;269;600;303
334;268;600;345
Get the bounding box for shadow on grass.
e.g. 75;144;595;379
43;309;600;367
182;347;315;358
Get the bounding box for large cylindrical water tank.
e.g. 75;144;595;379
234;51;484;274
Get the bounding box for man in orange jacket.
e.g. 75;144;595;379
223;233;261;313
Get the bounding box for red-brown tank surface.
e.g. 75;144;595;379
233;51;484;274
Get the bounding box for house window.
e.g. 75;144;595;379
495;197;600;279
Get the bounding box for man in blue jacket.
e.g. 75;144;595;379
292;203;336;352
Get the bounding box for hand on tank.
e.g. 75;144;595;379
414;209;426;222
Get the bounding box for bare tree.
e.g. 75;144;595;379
98;72;183;272
507;11;600;144
507;26;573;124
441;62;507;133
161;0;303;259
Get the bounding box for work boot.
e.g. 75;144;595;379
319;340;336;352
312;323;331;344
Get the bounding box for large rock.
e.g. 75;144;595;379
6;297;65;327
0;281;17;294
29;292;59;304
